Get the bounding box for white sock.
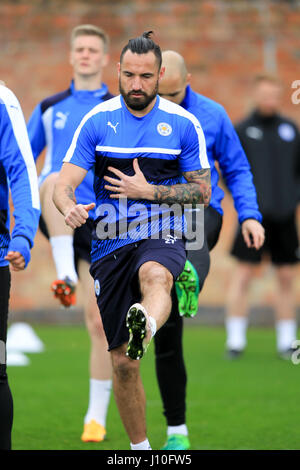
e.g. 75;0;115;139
130;438;152;450
226;316;248;351
167;424;188;437
50;235;78;283
148;316;157;338
276;319;297;352
84;379;112;427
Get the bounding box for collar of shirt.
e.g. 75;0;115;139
180;84;192;110
251;109;280;126
70;80;108;102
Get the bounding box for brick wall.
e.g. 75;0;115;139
0;0;299;311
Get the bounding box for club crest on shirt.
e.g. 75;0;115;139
94;279;100;296
246;126;263;140
278;123;295;142
157;122;172;136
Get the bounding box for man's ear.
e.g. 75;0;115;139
186;73;192;85
159;66;165;81
117;62;121;78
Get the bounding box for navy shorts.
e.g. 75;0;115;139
231;213;299;265
39;215;92;272
90;238;186;351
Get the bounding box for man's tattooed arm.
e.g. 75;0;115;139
152;169;211;207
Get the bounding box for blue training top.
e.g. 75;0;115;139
181;85;262;223
64;94;210;262
0;85;40;267
27;81;114;219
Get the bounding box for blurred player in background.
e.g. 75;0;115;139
0;83;40;449
226;74;300;359
53;32;211;450
157;50;265;450
27;25;113;443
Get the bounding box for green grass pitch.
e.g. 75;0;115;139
8;325;300;450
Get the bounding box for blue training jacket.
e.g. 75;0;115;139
27;81;114;219
0;85;40;267
181;85;262;223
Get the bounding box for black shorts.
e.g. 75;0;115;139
90;238;186;351
231;213;300;265
39;215;93;271
186;206;223;289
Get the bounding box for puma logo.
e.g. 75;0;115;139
54;111;69;130
107;121;119;134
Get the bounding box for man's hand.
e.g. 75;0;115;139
241;219;265;250
104;158;152;200
5;251;25;271
64;202;95;229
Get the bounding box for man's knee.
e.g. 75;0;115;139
276;265;294;290
139;262;173;293
42;172;59;187
111;347;140;382
234;263;255;291
40;172;59;197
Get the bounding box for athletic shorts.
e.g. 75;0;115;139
39;215;93;272
90;238;186;351
187;206;223;290
231;213;300;265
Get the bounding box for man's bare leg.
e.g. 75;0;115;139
111;345;147;444
275;264;298;355
225;262;255;353
111;261;174;448
40;173;78;291
139;261;173;330
78;259;112;440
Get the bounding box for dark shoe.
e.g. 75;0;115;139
225;348;244;360
278;347;297;361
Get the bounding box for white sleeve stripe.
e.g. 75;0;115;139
1;87;40;209
158;97;210;169
64;96;122;163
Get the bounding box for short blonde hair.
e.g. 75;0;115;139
253;72;282;87
71;24;109;52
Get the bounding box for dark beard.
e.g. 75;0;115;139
119;79;158;111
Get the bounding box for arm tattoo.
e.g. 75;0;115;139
65;185;76;204
153;169;211;207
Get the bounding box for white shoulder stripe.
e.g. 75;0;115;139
40;107;54;181
96;146;181;155
158;96;209;169
0;85;40;209
64;96;121;163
